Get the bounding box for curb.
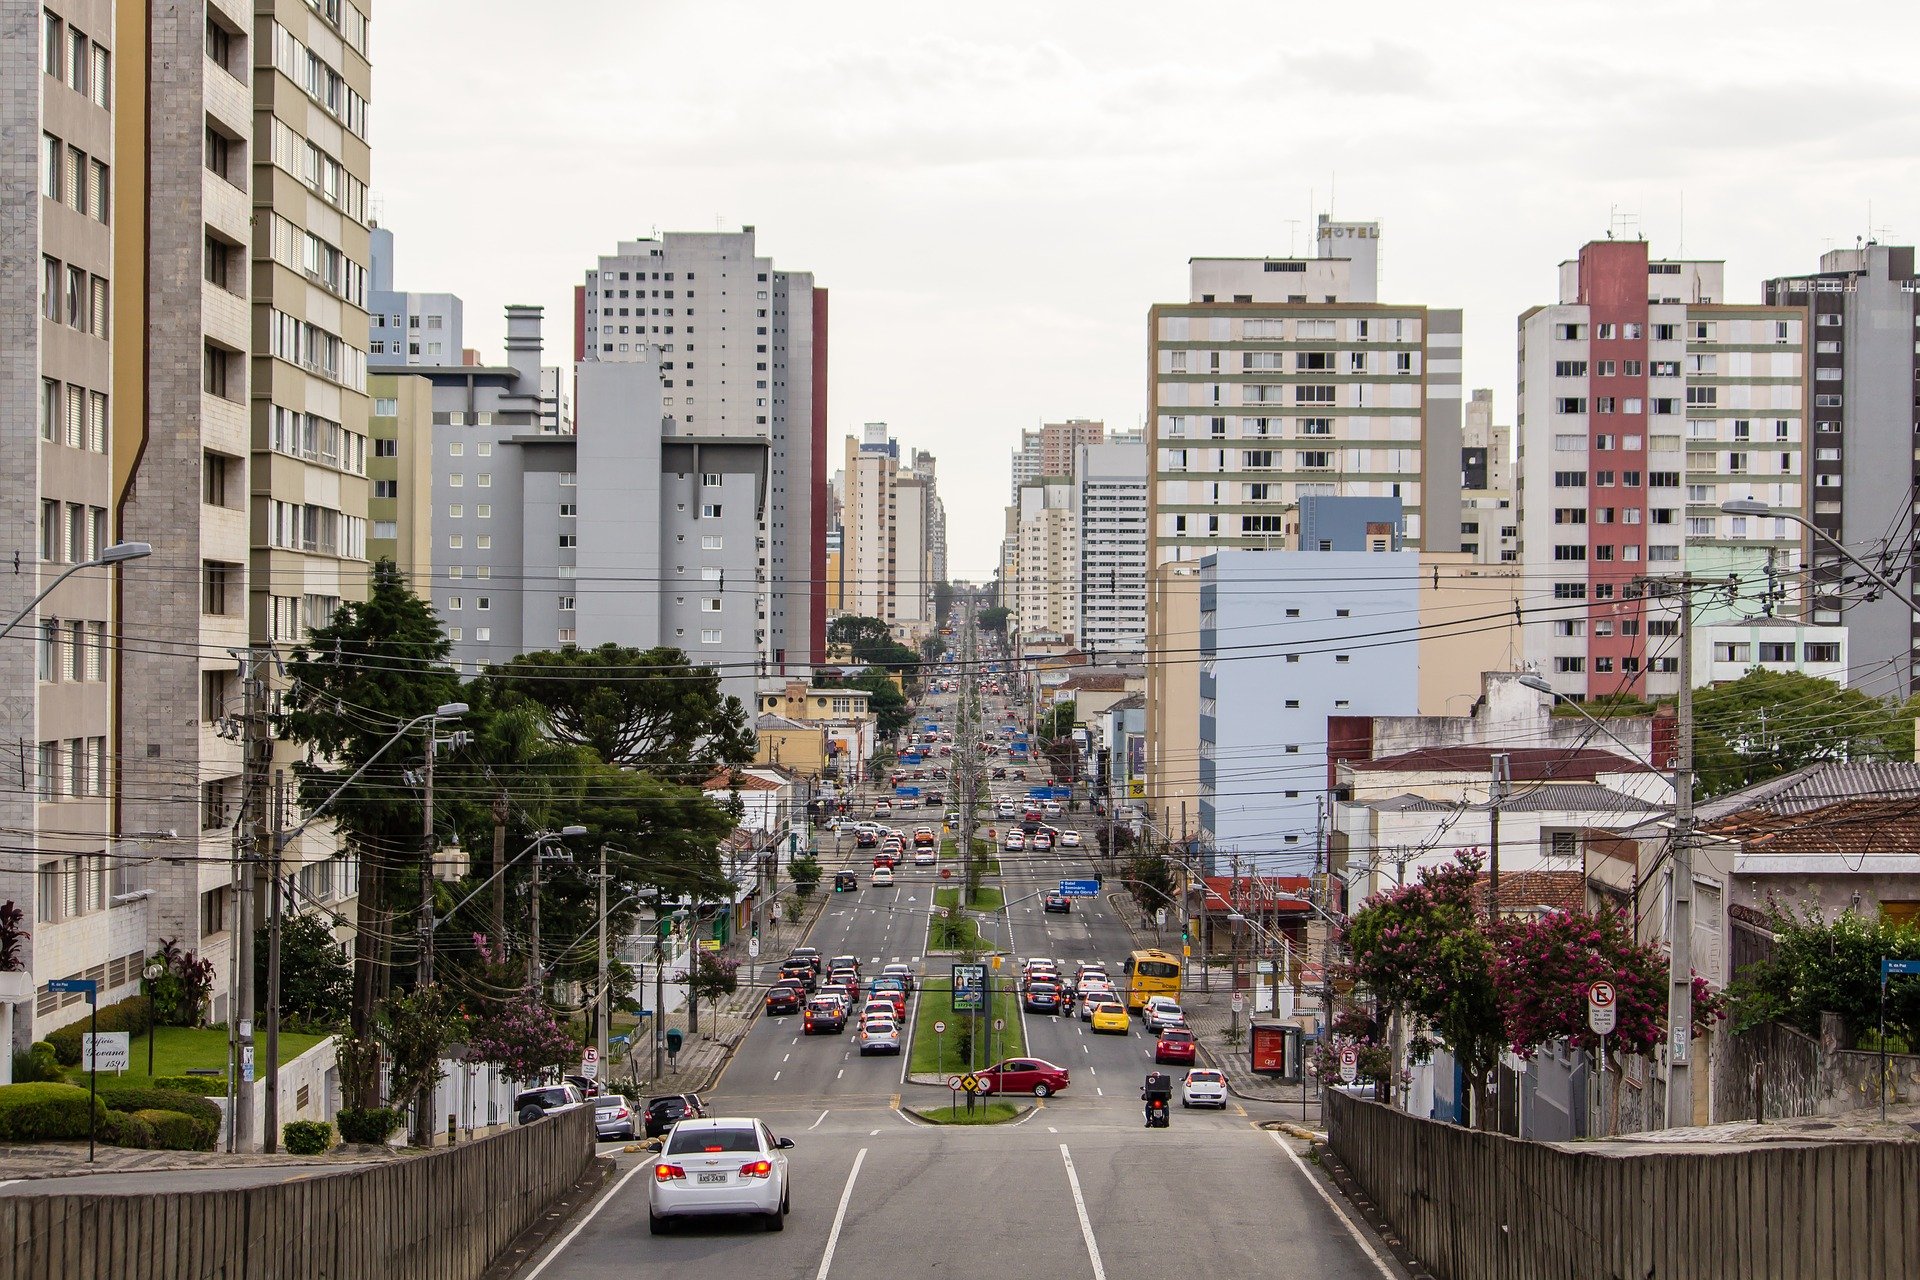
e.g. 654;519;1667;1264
900;1102;1032;1126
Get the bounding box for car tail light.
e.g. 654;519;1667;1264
655;1164;686;1182
739;1160;773;1178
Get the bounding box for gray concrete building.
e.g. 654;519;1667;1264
1765;245;1920;698
369;224;464;367
1074;441;1148;651
579;227;826;670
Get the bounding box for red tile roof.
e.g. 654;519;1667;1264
1707;799;1920;855
703;768;782;792
1472;869;1587;918
1350;746;1655;779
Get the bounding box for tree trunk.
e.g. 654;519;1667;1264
350;860;382;1044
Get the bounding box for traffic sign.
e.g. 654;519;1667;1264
1231;993;1244;1015
1339;1046;1358;1084
580;1047;600;1080
933;1020;947;1034
960;1073;979;1094
1587;980;1618;1036
748;937;760;959
47;978;97;1001
947;1075;963;1090
1883;958;1920;978
1058;879;1099;898
993;1018;1005;1031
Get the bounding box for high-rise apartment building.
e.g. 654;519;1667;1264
1074;442;1148;651
577;228;826;668
1144;217;1462;843
1009;427;1042;499
1764;244;1920;696
1460;389;1517;563
3;0;148;1043
836;426;945;632
1517;239;1808;699
369;225;463;367
1013;479;1077;640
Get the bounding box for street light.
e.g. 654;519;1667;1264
1719;497;1920;618
0;541;153;642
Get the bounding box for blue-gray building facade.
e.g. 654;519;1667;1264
1198;549;1421;872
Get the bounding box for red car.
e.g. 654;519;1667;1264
1155;1028;1198;1065
976;1058;1070;1098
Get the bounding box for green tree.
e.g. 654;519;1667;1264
486;644;753;783
822;670;911;737
280;560;462;1035
1341;855;1505;1127
1693;668;1912;797
374;985;461;1146
788;854;822;899
978;606;1010;635
1042;699;1077;741
1728;904;1920;1047
933;580;954;628
255;913;352;1030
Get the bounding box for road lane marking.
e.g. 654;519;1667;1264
814;1146;868;1280
1267;1132;1398;1279
1059;1145;1108;1280
1096;1087;1103;1096
809;1110;829;1130
774;1071;781;1081
784;1053;790;1063
521;1159;648;1280
837;1068;844;1079
1048;1126;1058;1133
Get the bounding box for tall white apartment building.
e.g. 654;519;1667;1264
578;227;827;668
1014;479;1077;640
1147;219;1463;561
837;426;945;631
1074;441;1148;651
1517;238;1808;700
1460;389;1517;563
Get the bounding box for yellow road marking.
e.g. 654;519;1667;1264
889;1092;902;1110
1232;1103;1248;1117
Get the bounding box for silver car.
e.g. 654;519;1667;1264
856;1016;902;1055
650;1118;794;1234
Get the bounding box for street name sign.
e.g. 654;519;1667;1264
1059;879;1099;898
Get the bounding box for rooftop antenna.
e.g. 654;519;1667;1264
1284;218;1302;257
1677;190;1685;257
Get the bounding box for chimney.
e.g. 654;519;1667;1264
504;305;544;391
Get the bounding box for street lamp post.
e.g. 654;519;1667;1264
1720;498;1920;618
0;542;152;643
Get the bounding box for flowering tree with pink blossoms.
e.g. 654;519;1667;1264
1494;905;1666;1059
461;933;579;1083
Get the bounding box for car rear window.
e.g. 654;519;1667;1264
666;1126;760;1155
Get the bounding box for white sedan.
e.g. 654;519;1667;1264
1182;1068;1228;1109
1060;830;1082;848
650;1117;793;1234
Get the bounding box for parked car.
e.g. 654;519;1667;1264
1182;1068;1228;1109
564;1074;604;1098
641;1093;706;1138
594;1095;638;1140
976;1058;1070;1097
649;1117;793;1235
514;1083;586;1126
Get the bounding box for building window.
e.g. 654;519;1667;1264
700;629;723;644
202;561;239;615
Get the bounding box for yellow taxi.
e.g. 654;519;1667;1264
1089;1000;1131;1035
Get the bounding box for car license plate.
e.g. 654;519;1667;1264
697;1171;728;1185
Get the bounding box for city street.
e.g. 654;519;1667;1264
518;635;1399;1279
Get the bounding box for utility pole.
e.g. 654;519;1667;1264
1665;578;1697;1126
263;770;285;1153
491;790;510;945
596;843;610;1069
229;647;269;1152
653;927;665;1082
528;838;543;992
418;727;437;988
1487;753;1511;919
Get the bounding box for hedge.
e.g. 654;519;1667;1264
282;1120;333;1155
0;1083;108;1141
151;1074;226;1095
92;1085;219;1149
102;1110;155;1149
336;1107;401;1144
46;996;153;1067
132;1108;210;1151
13;1041;64;1084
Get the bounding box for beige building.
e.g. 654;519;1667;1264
837;425;944;629
1143;562;1204;842
1012;479;1076;641
1459;389;1517;564
754;713;831;779
367;373;433;586
1416;556;1525;715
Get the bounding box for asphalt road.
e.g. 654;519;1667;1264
517;652;1398;1279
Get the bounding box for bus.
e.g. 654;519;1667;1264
1120;948;1182;1011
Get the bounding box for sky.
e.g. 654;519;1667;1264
373;0;1920;580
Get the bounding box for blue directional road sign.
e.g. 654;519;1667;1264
1883;959;1920;978
1059;880;1100;898
47;978;97;1001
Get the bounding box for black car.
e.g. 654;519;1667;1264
1023;983;1064;1014
514;1083;585;1126
787;948;822;974
642;1093;704;1138
778;961;817;990
834;871;859;892
764;980;806;1014
1044;893;1072;914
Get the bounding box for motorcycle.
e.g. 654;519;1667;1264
1142;1070;1172;1128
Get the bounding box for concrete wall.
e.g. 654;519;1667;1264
1715;1016;1920;1124
1328;1090;1920;1280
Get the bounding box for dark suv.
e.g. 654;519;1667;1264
642;1092;705;1138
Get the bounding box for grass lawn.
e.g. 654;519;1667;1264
907;977;1026;1075
935;884;1005;913
69;1025;329;1090
914;1102;1020;1125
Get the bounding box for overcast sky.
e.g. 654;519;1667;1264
373;0;1919;579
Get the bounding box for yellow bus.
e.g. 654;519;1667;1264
1120;948;1182;1011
